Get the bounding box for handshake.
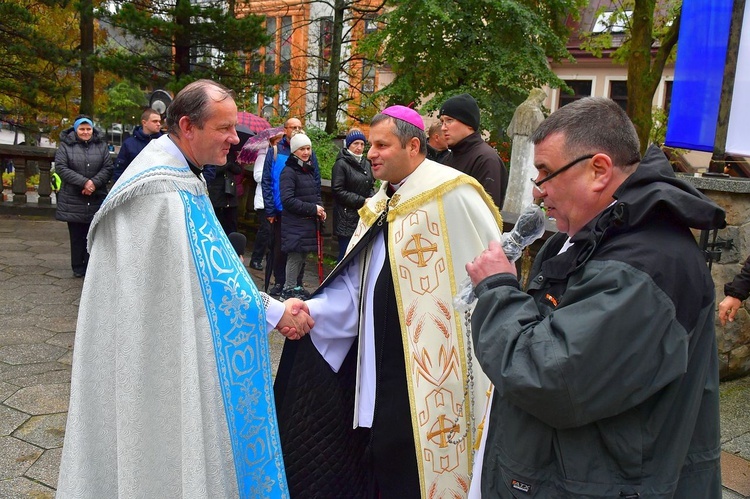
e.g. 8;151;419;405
275;298;315;340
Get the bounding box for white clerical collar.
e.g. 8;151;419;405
165;134;197;169
389;174;411;192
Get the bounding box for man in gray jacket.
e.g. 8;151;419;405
466;97;724;497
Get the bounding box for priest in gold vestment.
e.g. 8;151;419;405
274;106;503;498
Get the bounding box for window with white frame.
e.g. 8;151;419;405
609;80;628;111
559;80;593;108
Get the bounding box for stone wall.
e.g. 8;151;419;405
684;175;750;379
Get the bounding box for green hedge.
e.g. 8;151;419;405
306;126;338;180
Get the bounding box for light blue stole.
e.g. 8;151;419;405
180;190;289;498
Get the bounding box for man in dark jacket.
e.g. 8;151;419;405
719;254;750;325
112;108;163;183
425;121;450;163
439;93;508;209
261;117;321;295
466;97;724;497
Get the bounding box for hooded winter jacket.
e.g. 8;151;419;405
54;127;113;224
112;125;163;183
471;145;725;498
331;148;374;238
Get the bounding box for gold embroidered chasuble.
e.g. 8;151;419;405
348;159;503;497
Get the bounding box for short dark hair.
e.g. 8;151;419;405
427;122;443;138
141;108;160;122
530;97;641;167
166;80;235;136
371;113;427;154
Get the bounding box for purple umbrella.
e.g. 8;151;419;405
237;126;285;165
237;111;272;134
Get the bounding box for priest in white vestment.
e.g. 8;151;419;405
56;80;311;499
274;106;503;498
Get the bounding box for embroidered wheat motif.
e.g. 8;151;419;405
405;301;418;326
434;297;451;320
414;317;425;342
428;482;437;499
456;474;470;492
432;315;451;339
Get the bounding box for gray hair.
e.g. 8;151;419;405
371;113;427;154
530;97;641;167
166;79;235;136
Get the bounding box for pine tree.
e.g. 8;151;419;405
97;0;277;94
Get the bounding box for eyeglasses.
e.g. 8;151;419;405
530;154;595;191
440;118;456;127
286;125;303;130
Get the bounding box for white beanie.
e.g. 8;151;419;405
290;132;312;154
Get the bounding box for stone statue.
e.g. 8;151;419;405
503;88;547;214
507;88;546;138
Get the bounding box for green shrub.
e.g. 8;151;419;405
27;174;40;189
306;126;339;180
2;172;42;190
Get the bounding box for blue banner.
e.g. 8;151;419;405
665;0;733;151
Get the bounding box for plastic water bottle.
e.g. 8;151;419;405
454;204;547;311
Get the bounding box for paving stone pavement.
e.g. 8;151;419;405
0;213;748;497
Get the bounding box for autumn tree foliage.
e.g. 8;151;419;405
359;0;586;134
0;1;79;134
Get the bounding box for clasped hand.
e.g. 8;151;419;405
276;298;314;340
81;179;96;196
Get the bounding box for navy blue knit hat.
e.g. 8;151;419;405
345;130;367;148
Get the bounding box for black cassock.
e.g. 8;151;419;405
274;216;421;498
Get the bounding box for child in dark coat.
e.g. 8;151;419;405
279;132;326;299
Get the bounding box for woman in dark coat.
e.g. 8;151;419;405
331;128;374;261
54;116;113;277
207;157;243;235
279;132;326;299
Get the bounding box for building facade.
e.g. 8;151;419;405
236;0;387;129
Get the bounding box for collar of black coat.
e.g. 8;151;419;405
448;131;484;154
287;154;314;172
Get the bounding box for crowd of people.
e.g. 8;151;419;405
54;80;732;499
53;91;511;300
